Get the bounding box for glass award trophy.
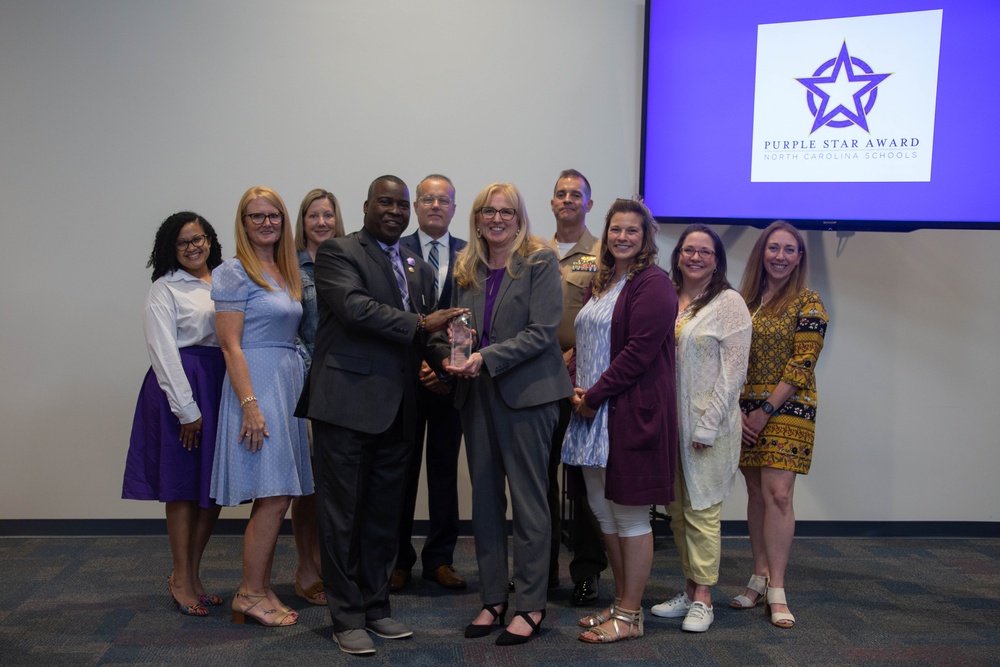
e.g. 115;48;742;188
450;313;473;366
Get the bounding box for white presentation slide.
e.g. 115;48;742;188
750;10;942;183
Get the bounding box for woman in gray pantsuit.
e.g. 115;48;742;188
442;183;573;646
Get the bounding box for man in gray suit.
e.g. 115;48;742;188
302;175;466;655
393;174;469;592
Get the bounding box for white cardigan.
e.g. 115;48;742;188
675;288;751;510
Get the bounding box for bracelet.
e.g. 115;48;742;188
240;395;257;408
417;313;427;332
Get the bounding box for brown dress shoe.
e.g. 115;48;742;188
390;568;411;592
422;564;467;590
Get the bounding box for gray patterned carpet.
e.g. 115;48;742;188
1;535;998;666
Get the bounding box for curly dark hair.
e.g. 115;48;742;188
670;223;732;317
146;211;222;282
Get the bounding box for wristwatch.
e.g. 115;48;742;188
761;402;775;415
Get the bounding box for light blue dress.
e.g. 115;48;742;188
209;258;314;506
562;276;627;468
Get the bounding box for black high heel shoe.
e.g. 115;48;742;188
496;609;545;646
465;602;508;638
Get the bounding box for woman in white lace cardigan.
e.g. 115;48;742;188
650;224;751;633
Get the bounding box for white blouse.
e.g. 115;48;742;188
142;269;218;424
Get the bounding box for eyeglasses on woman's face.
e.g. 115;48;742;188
680;246;715;259
478;206;516;222
244;212;283;225
175;234;209;250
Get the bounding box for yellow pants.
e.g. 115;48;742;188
666;463;722;586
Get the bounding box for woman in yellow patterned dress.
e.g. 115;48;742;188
730;221;828;629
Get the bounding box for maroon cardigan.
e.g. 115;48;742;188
575;266;679;506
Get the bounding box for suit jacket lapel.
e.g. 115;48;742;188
361;229;405;310
401;247;424;313
490;254;519;331
472;266;487;340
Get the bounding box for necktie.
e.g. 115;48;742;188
385;246;411;312
428;240;441;297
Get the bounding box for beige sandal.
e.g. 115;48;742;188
578;597;620;628
764;587;795;628
231;590;297;627
578;605;643;643
730;574;768;609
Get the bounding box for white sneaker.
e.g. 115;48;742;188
650;592;692;618
681;601;714;632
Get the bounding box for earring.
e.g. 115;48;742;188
476;228;482;238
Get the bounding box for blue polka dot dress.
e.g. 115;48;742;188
209;259;314;506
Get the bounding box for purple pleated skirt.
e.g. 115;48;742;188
122;346;225;508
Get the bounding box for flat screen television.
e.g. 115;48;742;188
640;0;1000;231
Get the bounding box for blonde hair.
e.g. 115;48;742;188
294;188;345;252
233;186;302;301
739;220;808;316
453;182;548;292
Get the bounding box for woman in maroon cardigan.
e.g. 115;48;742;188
562;198;678;643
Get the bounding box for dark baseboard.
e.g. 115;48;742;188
1;518;997;538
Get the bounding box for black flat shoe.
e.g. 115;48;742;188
571;575;600;606
496;610;545;646
464;602;508;639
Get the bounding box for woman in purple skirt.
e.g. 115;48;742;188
123;212;225;616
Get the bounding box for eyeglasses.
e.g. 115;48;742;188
417;195;453;207
680;246;715;258
176;234;209;250
478;206;516;221
244;212;283;225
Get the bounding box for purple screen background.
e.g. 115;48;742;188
641;0;1000;228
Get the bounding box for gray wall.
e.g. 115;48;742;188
1;0;997;523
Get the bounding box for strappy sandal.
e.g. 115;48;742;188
295;579;327;605
730;574;768;609
579;597;620;628
231;590;297;626
465;601;508;638
578;605;643;643
764;586;795;628
496;609;545;646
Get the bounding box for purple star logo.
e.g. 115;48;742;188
796;41;891;134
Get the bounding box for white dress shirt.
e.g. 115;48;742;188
142;269;219;424
416;229;451;300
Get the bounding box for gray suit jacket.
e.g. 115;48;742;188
301;228;437;435
432;247;573;410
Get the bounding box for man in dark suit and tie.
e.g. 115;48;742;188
302;175;466;655
393;174;469;592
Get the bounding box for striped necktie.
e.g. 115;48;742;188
385;246;411;312
428;240;441;297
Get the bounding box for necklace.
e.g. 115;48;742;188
487;268;503;299
751;292;771;320
679;290;706;314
